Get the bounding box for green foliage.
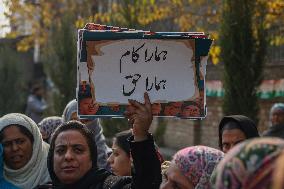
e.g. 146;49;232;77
0;46;28;115
42;12;77;115
105;0;170;29
221;0;268;122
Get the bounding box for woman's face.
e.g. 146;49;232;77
271;108;284;126
160;164;194;189
107;139;131;176
221;128;246;153
1;125;33;169
53;130;92;184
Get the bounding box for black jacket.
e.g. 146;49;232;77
262;124;284;139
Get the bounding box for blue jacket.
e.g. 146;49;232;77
0;144;20;189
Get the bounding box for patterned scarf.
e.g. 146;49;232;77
211;137;284;189
172;146;224;189
38;116;63;143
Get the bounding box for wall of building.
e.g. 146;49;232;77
158;63;284;151
161;97;284;150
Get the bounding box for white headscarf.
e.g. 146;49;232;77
62;99;77;122
0;113;50;189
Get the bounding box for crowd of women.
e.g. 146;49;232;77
0;92;284;189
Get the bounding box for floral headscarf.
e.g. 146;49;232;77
211;137;284;189
38;116;63;143
172;146;224;189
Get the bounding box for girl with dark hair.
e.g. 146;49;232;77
107;129;164;177
107;130;132;176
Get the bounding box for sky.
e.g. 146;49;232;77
0;1;10;37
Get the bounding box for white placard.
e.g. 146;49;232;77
87;39;198;104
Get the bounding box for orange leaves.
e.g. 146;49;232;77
5;0;283;58
5;0;97;51
268;0;284;15
16;36;33;52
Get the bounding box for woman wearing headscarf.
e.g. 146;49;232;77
47;93;162;189
160;146;224;189
262;103;284;138
218;115;259;153
62;99;78;122
269;103;284;126
38;116;63;143
62;99;111;170
0;113;50;189
211;137;284;189
0;144;19;189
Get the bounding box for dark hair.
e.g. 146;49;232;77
47;120;97;183
218;115;259;149
0;124;34;144
221;121;241;133
114;130;132;156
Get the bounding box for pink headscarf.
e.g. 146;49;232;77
173;146;224;189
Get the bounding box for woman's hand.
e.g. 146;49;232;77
124;92;153;141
